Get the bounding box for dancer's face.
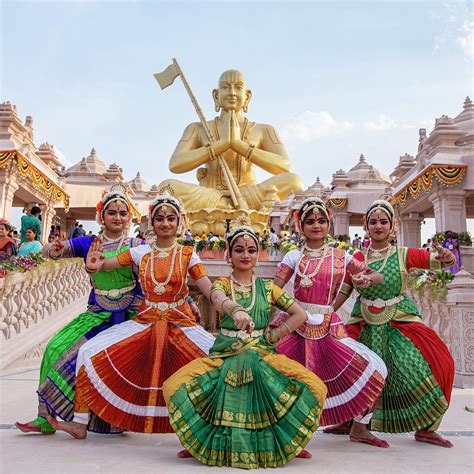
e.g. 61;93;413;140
153;208;178;239
103;202;130;233
231;236;258;271
366;210;391;242
302;212;329;241
0;225;7;238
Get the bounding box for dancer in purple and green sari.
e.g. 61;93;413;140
16;188;143;435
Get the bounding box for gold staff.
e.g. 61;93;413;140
154;58;249;210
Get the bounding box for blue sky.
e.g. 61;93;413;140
1;0;473;237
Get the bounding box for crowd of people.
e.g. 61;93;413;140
0;206;95;261
10;190;458;469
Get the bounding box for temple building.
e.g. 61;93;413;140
0;98;472;250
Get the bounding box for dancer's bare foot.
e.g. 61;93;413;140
177;449;192;458
349;421;389;448
324;421;351;434
296;449;312;458
15;421;55;435
46;416;87;439
415;430;453;448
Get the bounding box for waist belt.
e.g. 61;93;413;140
221;328;264;340
298;302;334;315
94;282;136;298
144;296;186;311
360;295;403;308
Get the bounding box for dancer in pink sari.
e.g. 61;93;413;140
273;197;389;447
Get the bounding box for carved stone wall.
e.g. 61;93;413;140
0;259;90;373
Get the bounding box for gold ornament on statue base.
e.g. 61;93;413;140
154;59;303;235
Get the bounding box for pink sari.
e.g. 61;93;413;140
274;247;387;426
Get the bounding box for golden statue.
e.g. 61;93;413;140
155;64;303;234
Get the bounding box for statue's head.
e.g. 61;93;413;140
213;70;252;113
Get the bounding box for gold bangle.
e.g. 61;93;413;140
281;321;292;335
85;265;98;274
245;143;255;162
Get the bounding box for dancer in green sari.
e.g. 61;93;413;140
163;223;327;469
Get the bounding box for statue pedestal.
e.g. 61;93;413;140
188;259;280;332
188;208;270;236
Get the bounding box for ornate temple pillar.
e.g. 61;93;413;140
398;213;423;248
429;188;467;233
332;209;350;237
41;199;56;244
446;268;474;388
0;167;19;221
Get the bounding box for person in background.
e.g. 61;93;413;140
21;206;42;243
0;219;17;258
68;222;79;239
12;230;20;247
18;228;43;256
76;224;86;237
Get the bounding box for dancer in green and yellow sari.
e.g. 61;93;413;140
163;223;327;469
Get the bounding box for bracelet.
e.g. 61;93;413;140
85;265;98;274
220;297;232;312
281;321;292;335
186;295;194;304
230;305;244;318
206;143;217;161
245;143;255;162
47;246;63;261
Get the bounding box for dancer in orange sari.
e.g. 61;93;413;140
49;195;214;438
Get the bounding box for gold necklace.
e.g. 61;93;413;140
150;244;178;295
303;243;328;258
367;245;395;274
152;241;177;259
230;274;256;311
296;245;331;287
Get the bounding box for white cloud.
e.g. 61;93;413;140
456;20;474;59
364;114;414;131
281;111;353;142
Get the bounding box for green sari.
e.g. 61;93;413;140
163;277;327;469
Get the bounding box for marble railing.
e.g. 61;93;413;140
407;268;474;388
0;259;90;373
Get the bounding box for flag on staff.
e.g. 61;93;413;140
154;63;180;89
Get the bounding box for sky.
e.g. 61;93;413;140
1;0;473;238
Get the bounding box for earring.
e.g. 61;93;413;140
243;103;248;113
215;104;221;112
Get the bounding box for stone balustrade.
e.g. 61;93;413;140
0;259;90;373
407;268;474;388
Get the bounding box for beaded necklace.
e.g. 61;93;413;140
295;244;330;287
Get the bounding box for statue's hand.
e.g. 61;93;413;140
230;111;242;145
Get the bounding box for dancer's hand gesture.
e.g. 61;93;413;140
85;237;105;272
233;310;253;331
432;242;455;264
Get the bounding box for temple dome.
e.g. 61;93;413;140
65;148;107;176
346;154;391;185
128;171;150;192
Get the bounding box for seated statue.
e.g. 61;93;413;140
158;70;303;211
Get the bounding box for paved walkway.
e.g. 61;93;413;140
1;368;473;473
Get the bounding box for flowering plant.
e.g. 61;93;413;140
407;268;454;301
0;252;46;277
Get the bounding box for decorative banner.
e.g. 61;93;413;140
0;150;70;208
328;198;348;208
395;165;467;207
